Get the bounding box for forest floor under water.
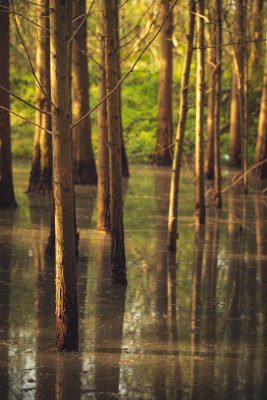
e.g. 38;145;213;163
0;160;267;399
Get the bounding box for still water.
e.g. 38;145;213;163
0;161;267;399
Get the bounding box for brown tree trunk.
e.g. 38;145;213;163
50;0;78;351
0;0;16;207
204;2;216;181
103;0;126;285
194;0;206;226
97;25;110;232
251;0;264;75
72;0;97;185
154;0;173;166
214;0;222;208
254;38;267;178
229;0;245;168
167;0;196;252
28;0;52;195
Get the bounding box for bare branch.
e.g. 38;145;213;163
72;0;180;129
0;106;52;135
68;0;96;43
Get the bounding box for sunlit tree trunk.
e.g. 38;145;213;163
154;0;173;166
50;0;78;351
103;0;126;284
204;2;216;181
72;0;97;185
214;0;222;208
254;39;267;178
194;0;205;226
167;0;196;251
28;0;52;195
0;0;16;207
97;25;110;233
229;0;245;168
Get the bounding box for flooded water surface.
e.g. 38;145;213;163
0;161;267;399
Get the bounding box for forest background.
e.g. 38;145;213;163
9;0;265;165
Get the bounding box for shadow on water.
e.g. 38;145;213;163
2;162;267;398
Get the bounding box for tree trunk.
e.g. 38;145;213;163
251;0;264;75
28;0;52;195
103;0;127;285
72;0;97;185
194;0;206;226
167;0;196;252
154;0;173;166
97;25;110;232
204;2;216;180
229;0;245;168
214;0;222;208
50;0;78;351
254;39;267;178
0;0;16;207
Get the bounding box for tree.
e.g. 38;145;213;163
254;38;267;178
167;0;196;251
251;0;264;82
72;0;97;185
50;0;78;351
103;0;127;284
28;0;52;195
194;0;206;225
97;23;110;233
0;0;16;207
154;0;173;166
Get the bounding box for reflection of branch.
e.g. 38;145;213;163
0;106;52;135
0;84;51;115
10;0;53;107
72;0;179;129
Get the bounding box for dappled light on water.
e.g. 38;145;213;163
0;161;267;398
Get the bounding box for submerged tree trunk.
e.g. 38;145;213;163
97;25;110;232
28;0;52;195
103;0;126;284
0;0;16;207
254;39;267;178
50;0;78;351
194;0;206;225
154;0;173;166
72;0;97;185
167;0;196;252
229;0;245;168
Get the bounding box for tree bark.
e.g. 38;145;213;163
254;38;267;178
97;25;110;232
154;0;173;166
251;0;264;73
194;0;206;226
72;0;97;185
167;0;196;252
229;0;245;168
28;0;52;195
0;0;16;207
103;0;127;284
50;0;78;351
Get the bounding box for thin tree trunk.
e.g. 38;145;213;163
254;38;267;178
50;0;78;351
103;0;127;285
251;0;264;78
154;0;173;166
229;0;245;169
72;0;97;185
214;0;222;208
97;25;110;232
167;0;196;252
204;2;216;181
194;0;206;226
0;0;16;207
28;0;52;195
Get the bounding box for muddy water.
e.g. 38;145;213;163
0;161;267;399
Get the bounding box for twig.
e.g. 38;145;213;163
72;0;179;129
0;106;52;135
0;84;51;115
68;0;96;43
